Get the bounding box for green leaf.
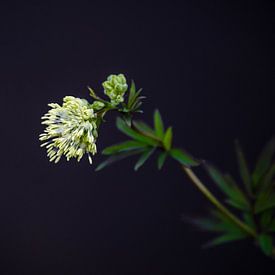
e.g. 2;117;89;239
128;80;136;106
258;163;275;193
102;140;147;155
116;117;159;147
203;232;248;248
134;147;156;171
170;148;199;167
260;210;273;230
188;215;234;233
154;109;164;138
223;174;250;211
268;220;275;232
133;120;157;140
252;137;275;186
255;192;275;213
235;140;252;194
205;165;250;211
96;149;145;171
163;127;173;151
258;234;273;256
157;151;168;170
243;213;256;230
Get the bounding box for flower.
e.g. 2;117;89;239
39;96;98;164
102;74;128;105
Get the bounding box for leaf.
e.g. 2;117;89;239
223;174;251;211
205;164;250;211
128;80;136;106
170;148;199;167
203;232;248;248
210;210;246;234
163;127;173;151
154;109;164;138
255;192;275;213
258;163;275;193
187;216;231;233
116;117;159;147
260;210;273;230
133;120;157;139
96;149;145;171
258;234;273;256
102;140;147;155
134;147;156;171
243;213;256;230
268;220;275;232
157;151;168;170
252;137;275;186
235;140;252;194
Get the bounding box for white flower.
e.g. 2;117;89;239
39;96;98;164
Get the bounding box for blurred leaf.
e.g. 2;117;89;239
116;117;159;146
260;210;273;230
170;148;199;167
258;234;273;256
243;213;256;230
203;232;248;248
133;120;157;139
134;147;156;171
188;217;225;232
102;140;147;155
252;137;275;187
268;220;275;232
154;109;165;138
255;192;275;213
211;210;246;234
163;127;173;151
258;163;275;194
96;149;145;171
157;151;168;170
235;140;252;194
87;86;97;99
205;165;250;211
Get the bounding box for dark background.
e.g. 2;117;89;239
1;1;275;274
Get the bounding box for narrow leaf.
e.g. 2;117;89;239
235;140;252;194
203;232;247;248
116;117;159;146
205;164;250;211
170;148;199;167
154;109;164;138
133;120;157;139
128;80;136;106
157;151;168;170
134;147;156;171
260;210;273;230
255;192;275;213
258;234;273;256
102;140;147;155
96;149;145;171
252;137;275;186
163;127;173;151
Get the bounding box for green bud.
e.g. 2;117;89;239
102;74;128;105
91;100;105;111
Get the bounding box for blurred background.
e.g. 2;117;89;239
0;1;275;274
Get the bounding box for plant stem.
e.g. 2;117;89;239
182;166;257;238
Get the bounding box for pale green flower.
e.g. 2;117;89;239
102;74;128;105
39;96;98;164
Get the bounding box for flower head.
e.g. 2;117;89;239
39;96;98;164
102;74;128;105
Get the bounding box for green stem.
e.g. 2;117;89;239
182;166;257;238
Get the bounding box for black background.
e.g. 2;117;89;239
1;1;275;274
